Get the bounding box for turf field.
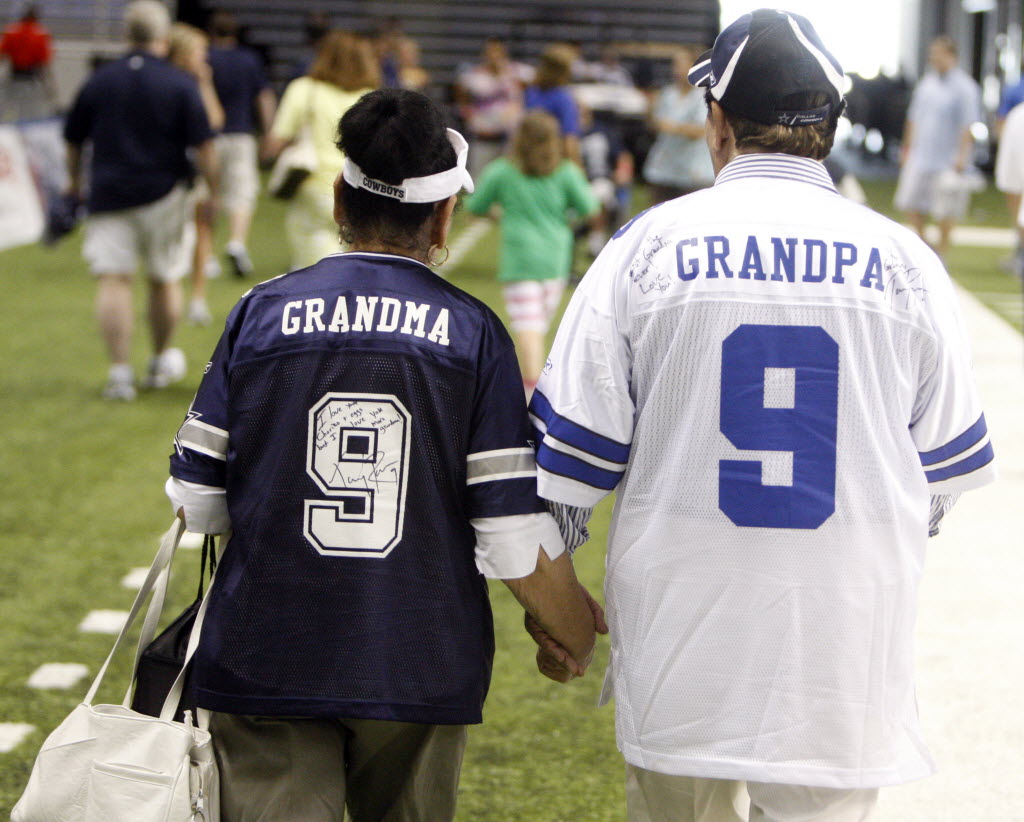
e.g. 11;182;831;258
0;178;1019;820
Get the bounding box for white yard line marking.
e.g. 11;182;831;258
446;219;492;270
915;224;1018;247
27;663;89;690
0;723;35;753
121;567;149;589
78;610;129;634
177;530;204;550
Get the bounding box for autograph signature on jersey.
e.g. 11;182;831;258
333;457;399;492
882;254;929;310
628;234;672;295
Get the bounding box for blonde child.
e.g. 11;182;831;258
168;22;223;326
466;110;598;395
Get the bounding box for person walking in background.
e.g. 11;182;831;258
286;10;330;85
994;99;1024;279
63;0;217;401
525;44;582;164
166;87;597;822
642;45;715;203
894;35;982;259
454;37;529;180
529;9;995;821
264;30;377;270
466;110;598;396
206;10;276;281
579;102;634;257
0;3;58;122
395;36;429;93
168;22;224;328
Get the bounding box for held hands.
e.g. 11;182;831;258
525;584;609;683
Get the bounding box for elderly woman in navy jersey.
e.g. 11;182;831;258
166;88;598;822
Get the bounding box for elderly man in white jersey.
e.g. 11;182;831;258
527;9;996;822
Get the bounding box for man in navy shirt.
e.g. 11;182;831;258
206;10;276;278
64;0;216;401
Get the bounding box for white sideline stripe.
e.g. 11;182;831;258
914;224;1017;248
0;723;35;753
446;219;492;270
121;567;149;589
27;663;89;690
177;530;204;550
79;610;129;634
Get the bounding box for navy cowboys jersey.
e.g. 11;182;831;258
170;252;544;724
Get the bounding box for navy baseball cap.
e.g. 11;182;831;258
688;8;846;126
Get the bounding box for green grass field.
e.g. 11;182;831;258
0;177;1020;819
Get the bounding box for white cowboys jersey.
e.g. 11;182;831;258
531;154;996;787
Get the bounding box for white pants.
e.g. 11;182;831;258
215;133;259;213
625;765;878;822
285;181;340;270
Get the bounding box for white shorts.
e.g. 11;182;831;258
893;163;969;220
502;279;566;334
215;132;259;212
625;766;879;822
83;184;191;282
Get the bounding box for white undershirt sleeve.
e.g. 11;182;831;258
165;476;231;535
470;512;566;580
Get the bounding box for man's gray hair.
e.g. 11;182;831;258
124;0;171;46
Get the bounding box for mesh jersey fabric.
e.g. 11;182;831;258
170;252;546;724
530;154;995;787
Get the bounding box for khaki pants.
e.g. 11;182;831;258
625;765;879;822
210;713;468;822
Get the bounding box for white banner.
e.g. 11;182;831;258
0;126;45;251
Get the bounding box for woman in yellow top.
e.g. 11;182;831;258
266;30;378;269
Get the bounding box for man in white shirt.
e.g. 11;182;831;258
894;36;982;259
529;9;996;822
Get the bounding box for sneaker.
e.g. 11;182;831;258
102;365;136;401
142;347;187;389
225;242;253;278
204;256;222;279
188;297;213;326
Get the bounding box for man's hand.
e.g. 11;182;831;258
524;583;608;682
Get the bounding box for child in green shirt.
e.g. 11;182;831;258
467;111;599;394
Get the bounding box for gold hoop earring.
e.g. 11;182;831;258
428;244;450;267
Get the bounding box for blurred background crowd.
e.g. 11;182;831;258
2;0;1023;394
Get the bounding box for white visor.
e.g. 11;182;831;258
342;128;475;203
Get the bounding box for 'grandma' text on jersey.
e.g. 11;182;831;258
531;155;996;788
170;252;544;724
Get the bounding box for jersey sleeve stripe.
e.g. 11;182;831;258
918;413;988;466
541;434;629;473
529;389;631;464
924;441;994;483
466;449;535;481
537;442;624;490
175;419;229;461
466;469;538;486
466;449;537;486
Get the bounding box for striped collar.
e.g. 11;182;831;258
714;153;837;193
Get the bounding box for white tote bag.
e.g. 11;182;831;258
11;519;219;822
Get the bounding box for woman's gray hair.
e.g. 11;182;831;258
124;0;171;46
